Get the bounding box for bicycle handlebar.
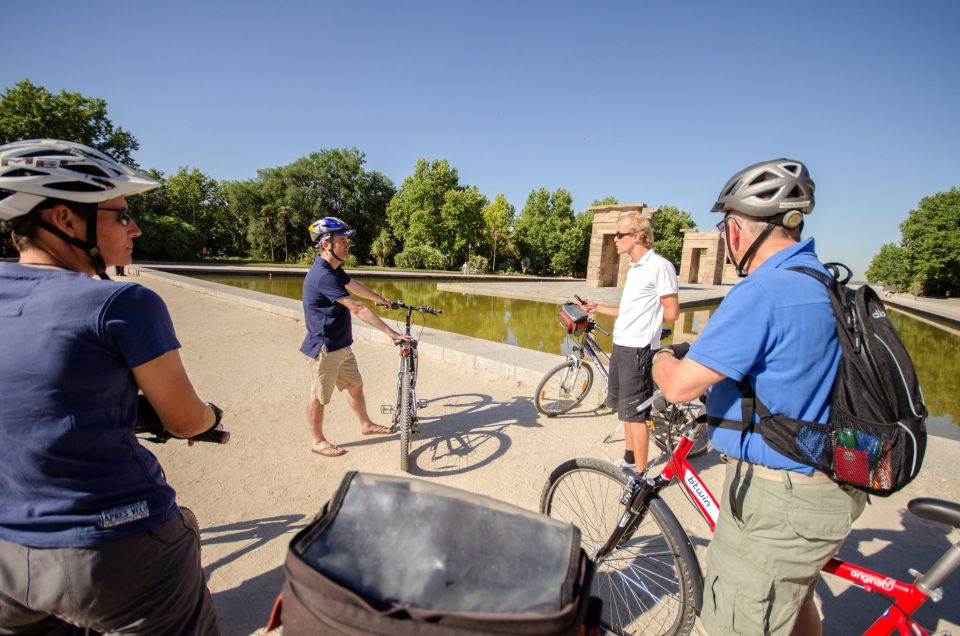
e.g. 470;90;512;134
384;300;443;315
591;321;610;337
134;394;230;445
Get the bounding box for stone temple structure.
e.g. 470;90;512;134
586;203;734;288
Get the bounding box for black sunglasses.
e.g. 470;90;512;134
613;231;636;239
98;206;134;227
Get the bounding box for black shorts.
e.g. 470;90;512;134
605;344;654;422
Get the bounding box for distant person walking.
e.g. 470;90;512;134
301;216;407;457
579;213;679;473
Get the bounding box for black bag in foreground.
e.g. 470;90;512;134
738;263;927;496
278;472;596;635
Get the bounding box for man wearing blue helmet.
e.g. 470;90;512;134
301;216;406;457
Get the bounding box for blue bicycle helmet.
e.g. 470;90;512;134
309;216;356;244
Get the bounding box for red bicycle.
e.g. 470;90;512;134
540;391;959;635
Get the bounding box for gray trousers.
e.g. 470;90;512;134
0;510;221;635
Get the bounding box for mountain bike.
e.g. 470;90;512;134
540;390;960;635
379;300;442;473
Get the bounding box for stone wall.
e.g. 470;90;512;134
586;203;659;288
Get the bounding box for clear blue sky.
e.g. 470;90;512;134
4;1;958;279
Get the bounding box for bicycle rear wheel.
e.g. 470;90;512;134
399;371;413;472
540;458;700;636
649;409;711;459
534;361;594;416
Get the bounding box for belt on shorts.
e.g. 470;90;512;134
741;461;834;484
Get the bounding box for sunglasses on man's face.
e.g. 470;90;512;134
98;207;134;227
613;231;636;240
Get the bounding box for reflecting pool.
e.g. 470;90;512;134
192;273;958;430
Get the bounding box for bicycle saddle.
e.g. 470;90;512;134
908;498;960;529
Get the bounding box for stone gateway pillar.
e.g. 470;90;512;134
586;203;659;288
677;228;729;285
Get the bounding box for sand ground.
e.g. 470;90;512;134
135;276;960;636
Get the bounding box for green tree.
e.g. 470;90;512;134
653;205;697;269
482;194;515;272
370;228;396;267
865;243;913;291
899;187;960;296
0;79;138;162
514;188;578;275
387;159;460;250
225;148;393;263
164;167;236;256
441;186;487;266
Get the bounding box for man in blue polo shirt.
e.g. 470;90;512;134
653;159;866;635
301;216;406;457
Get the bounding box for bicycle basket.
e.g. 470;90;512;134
279;472;594;635
558;303;589;336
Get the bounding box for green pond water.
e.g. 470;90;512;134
194;273;959;433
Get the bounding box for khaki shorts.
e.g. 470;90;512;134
307;346;363;404
700;462;867;635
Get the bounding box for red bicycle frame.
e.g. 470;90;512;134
660;428;936;635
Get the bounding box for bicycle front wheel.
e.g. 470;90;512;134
534;361;594;416
399;371;413;472
540;458;700;636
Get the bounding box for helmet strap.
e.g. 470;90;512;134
32;203;108;277
732;222;776;278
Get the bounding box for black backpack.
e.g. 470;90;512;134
736;262;928;496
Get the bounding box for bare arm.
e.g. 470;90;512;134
578;297;618;318
133;349;216;438
660;293;679;322
346;280;390;306
338;295;404;341
652;354;725;404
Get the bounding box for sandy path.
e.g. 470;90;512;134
136;277;959;636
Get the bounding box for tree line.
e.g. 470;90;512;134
865;187;960;297
1;79;696;274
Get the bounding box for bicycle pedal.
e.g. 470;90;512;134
417;400;428;409
380;405;393;414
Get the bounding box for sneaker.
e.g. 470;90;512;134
613;458;636;471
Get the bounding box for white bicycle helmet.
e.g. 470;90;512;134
0;139;159;221
0;139;159;276
308;216;356;244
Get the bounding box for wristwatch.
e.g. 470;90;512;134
654;348;675;363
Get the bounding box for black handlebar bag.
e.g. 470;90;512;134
279;471;595;635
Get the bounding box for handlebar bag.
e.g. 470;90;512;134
558;303;589;336
280;471;595;635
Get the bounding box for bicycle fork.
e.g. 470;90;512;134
594;474;671;560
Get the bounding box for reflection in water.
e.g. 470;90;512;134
193;274;958;426
887;310;959;429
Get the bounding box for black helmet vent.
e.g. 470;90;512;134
787;185;805;199
1;168;45;177
749;171;778;186
62;164;111;178
46;181;106;193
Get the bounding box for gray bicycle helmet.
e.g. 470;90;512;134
309;216;356;244
711;158;814;228
0;139;158;221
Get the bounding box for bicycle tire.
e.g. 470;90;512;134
540;458;701;636
649;415;711;459
534;361;594;417
399;371;413;472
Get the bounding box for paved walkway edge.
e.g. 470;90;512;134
137;268;566;387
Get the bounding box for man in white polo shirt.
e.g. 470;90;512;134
579;212;679;473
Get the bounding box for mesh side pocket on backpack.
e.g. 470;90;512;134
758;417;833;474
